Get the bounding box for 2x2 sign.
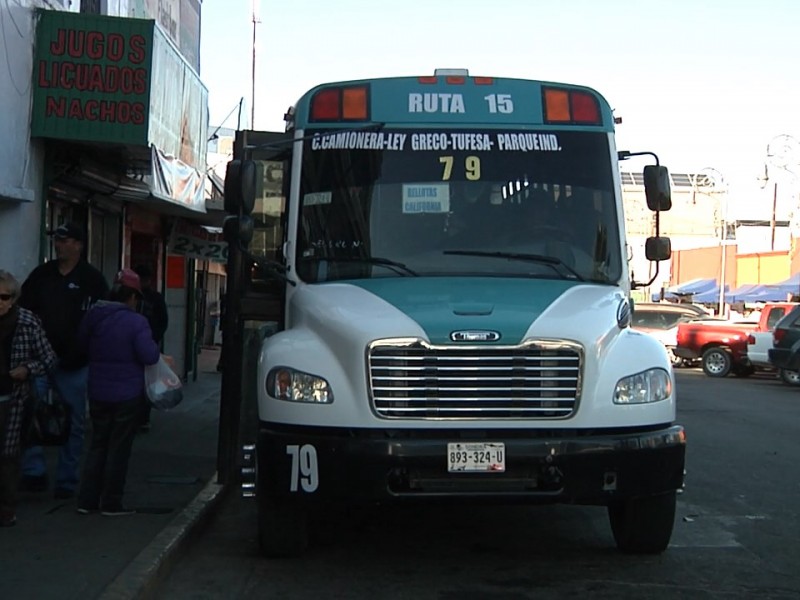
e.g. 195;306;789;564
168;230;227;263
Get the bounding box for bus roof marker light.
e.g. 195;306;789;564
434;68;469;76
571;91;601;125
342;86;369;120
473;77;494;85
310;88;341;121
543;88;570;122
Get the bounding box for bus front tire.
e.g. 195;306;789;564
607;491;677;554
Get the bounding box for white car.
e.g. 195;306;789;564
631;303;709;367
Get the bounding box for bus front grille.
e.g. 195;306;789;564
368;340;582;420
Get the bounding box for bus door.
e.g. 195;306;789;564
218;129;292;483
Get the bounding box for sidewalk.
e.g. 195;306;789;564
0;348;225;600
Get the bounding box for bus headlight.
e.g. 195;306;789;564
267;367;333;404
613;368;672;404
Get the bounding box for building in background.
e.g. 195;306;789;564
622;170;792;301
0;0;220;377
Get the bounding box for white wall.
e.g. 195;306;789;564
0;0;52;281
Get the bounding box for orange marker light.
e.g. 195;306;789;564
544;88;570;122
342;86;368;120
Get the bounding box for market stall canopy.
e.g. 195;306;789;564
725;283;762;303
652;277;718;301
692;285;730;304
669;278;717;296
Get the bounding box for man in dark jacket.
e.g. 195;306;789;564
133;264;168;431
18;222;109;499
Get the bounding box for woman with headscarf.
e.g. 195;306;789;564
0;270;56;527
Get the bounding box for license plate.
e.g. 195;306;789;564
447;442;506;473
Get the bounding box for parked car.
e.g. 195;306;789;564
746;302;798;371
675;319;758;377
767;304;800;385
631;303;709;366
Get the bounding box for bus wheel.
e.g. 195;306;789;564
607;491;676;554
701;347;732;377
256;453;308;557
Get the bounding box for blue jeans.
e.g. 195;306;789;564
22;366;88;492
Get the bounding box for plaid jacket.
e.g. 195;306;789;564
1;308;57;457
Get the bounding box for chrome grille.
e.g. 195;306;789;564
368;340;582;420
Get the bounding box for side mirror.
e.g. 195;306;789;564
645;236;671;262
644;165;672;211
224;160;257;215
223;214;254;247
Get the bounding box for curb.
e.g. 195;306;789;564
98;474;229;600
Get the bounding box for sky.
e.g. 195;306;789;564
199;0;800;220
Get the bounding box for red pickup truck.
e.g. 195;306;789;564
675;302;795;378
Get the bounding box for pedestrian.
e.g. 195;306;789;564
76;269;160;516
132;264;168;431
0;271;57;526
17;222;109;499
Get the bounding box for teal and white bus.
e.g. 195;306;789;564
223;69;684;557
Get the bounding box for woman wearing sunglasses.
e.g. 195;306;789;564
0;270;56;527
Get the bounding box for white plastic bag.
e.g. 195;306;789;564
145;355;184;410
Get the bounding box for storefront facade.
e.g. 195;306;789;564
24;7;219;376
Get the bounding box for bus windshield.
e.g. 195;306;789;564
296;128;621;284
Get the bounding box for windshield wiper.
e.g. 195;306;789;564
309;256;418;277
443;250;584;281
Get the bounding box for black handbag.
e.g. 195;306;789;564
25;390;72;447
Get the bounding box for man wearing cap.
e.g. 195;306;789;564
17;222;109;499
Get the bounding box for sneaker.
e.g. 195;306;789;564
53;487;75;500
101;507;136;517
19;474;48;493
76;507;97;515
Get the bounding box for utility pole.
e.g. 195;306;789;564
251;0;261;129
771;181;778;251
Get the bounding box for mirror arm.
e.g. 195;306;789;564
618;150;661;166
632;261;660;290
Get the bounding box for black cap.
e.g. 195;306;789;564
50;222;85;242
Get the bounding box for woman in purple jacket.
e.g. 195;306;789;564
76;269;159;516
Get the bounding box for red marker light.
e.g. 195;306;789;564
571;91;601;124
310;88;340;121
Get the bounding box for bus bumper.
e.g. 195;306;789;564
253;423;686;507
